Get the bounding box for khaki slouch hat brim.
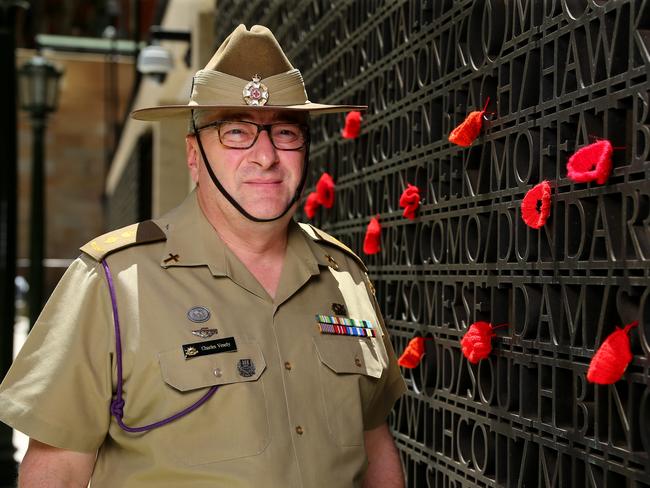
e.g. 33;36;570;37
131;24;366;121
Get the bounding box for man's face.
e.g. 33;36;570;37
187;109;307;221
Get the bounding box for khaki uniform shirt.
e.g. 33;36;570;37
0;192;405;488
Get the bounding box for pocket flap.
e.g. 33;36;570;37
313;336;386;378
158;341;266;392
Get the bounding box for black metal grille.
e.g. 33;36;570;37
215;1;650;486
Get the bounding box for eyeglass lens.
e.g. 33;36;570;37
217;121;305;149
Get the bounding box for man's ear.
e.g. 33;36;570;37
186;135;200;184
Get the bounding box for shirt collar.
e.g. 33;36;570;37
155;190;228;277
154;190;325;304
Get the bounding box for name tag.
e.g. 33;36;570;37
182;337;237;359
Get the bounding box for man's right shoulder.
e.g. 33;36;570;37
79;220;167;262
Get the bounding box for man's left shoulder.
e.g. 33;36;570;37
298;222;367;272
80;220;167;261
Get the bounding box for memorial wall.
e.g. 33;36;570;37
216;1;650;486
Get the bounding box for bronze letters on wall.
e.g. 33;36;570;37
216;1;650;486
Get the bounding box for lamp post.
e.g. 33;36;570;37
0;2;27;482
18;55;62;328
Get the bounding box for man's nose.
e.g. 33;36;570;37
250;129;279;168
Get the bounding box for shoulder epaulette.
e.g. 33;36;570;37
299;222;367;271
80;220;167;261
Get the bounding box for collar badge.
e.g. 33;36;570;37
243;74;269;106
325;254;339;270
332;302;347;315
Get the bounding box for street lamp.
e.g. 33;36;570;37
136;26;191;79
18;54;62;327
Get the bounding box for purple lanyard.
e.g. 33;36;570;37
101;259;218;433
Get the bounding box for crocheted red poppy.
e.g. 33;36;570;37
587;321;638;385
304;192;321;219
449;99;490;147
363;216;381;255
398;337;426;369
399;184;420;220
316;173;335;208
521;181;551;229
566;140;613;185
460;321;498;364
341;111;362;139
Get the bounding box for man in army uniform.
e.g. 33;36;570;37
0;25;406;487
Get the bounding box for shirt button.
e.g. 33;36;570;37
295;426;304;435
213;368;222;377
284;361;292;370
355;357;362;367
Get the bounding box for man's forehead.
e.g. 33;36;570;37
201;109;306;123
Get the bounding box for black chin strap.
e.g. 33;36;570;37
191;113;310;223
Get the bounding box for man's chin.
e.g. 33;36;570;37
239;200;295;221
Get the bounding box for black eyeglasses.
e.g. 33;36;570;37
197;120;308;150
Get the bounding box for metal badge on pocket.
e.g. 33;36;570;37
237;358;256;377
187;306;211;323
191;327;218;338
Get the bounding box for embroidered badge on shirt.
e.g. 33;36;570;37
191;327;218;339
237;358;256;377
187;306;211;323
315;315;376;337
182;337;237;359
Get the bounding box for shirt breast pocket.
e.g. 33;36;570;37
313;335;388;447
157;341;269;465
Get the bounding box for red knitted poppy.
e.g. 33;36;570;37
398;337;426;369
399;184;420;220
587;321;638;385
304;192;321;219
566;140;613;185
363;216;381;255
316;173;335;208
449;111;485;147
449;99;490;147
460;321;497;364
341;111;362;139
521;181;551;229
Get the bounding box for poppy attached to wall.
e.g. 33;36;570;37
341;111;362;139
363;216;381;255
304;192;321;219
398;336;431;368
316;173;335;208
399;184;421;220
587;320;638;385
521;181;551;229
460;321;508;364
448;98;490;147
566;140;613;185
